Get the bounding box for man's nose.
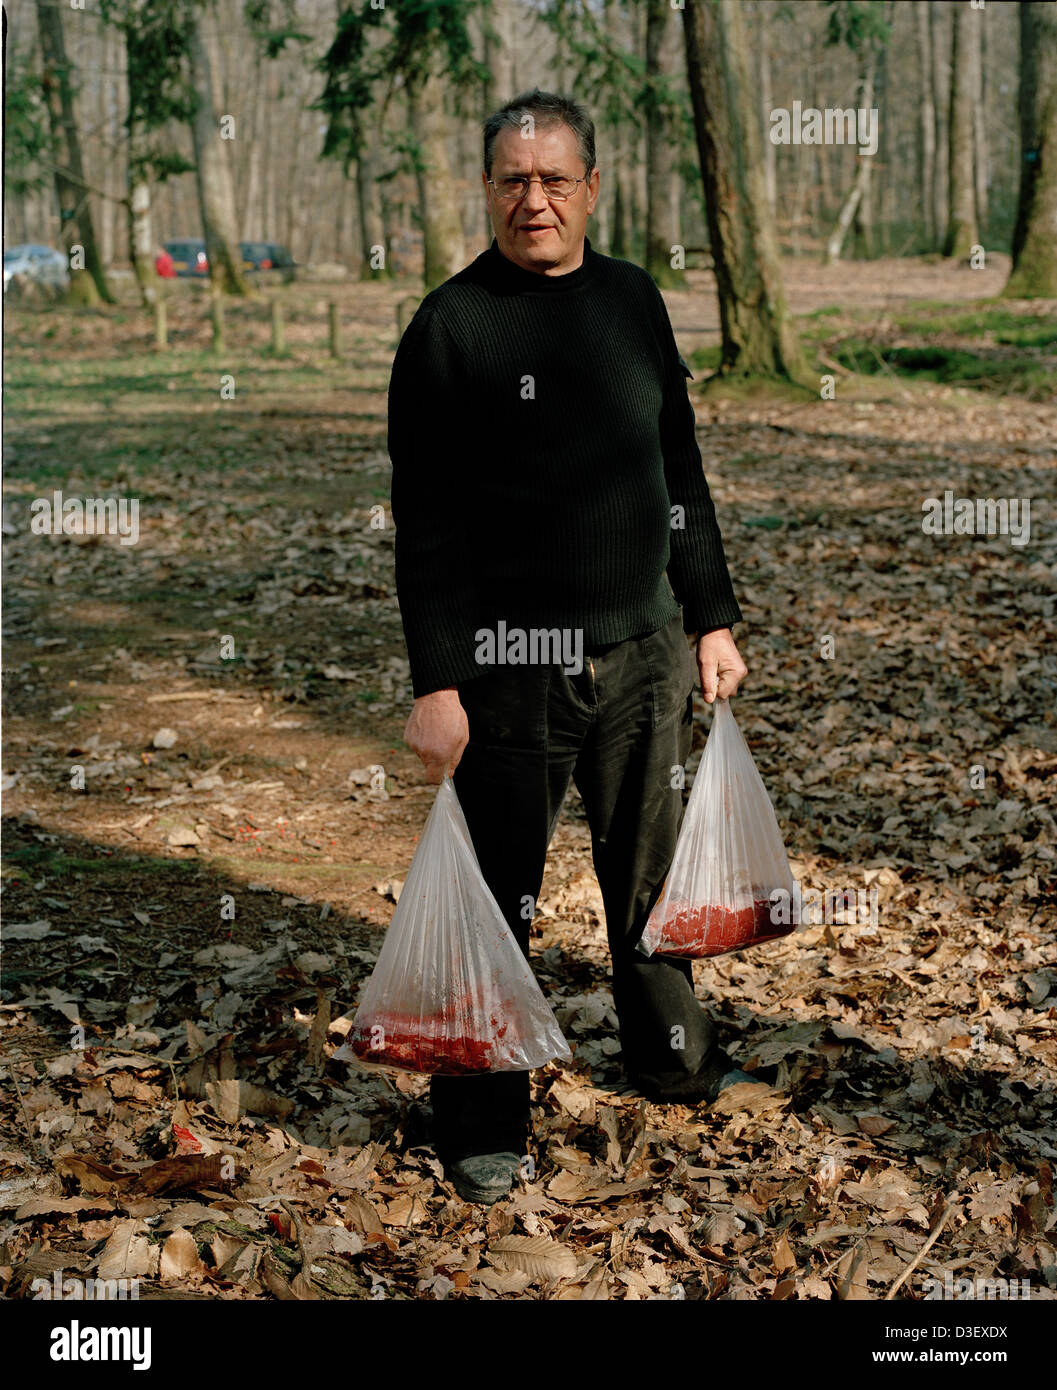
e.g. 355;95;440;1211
519;181;551;212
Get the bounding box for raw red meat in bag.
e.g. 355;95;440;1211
342;776;572;1075
637;698;798;959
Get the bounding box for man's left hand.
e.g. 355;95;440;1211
693;628;748;703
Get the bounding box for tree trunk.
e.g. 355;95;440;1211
188;5;250;295
484;0;516;109
916;1;937;246
98;27;116;267
35;0;114;304
406;61;465;290
853;43;881;256
790;24;811;257
224;17;253;226
553;0;567;92
758;1;777;218
930;1;949;252
814;29;831;232
825;51;876;264
335;174;354;266
125;17;157;309
241;50;265;238
259;59;274;246
128;168;158;307
606;0;630;259
972;3;988;238
355;130;389;278
285;67;314;253
1004;1;1057;297
630;132;644;264
611;158;628;259
645;0;679;284
681;0;802;381
943;1;978;258
480;1;517;240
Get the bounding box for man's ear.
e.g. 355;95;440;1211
587;167;601;213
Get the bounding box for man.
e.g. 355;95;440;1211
154;246;176;279
388;89;751;1206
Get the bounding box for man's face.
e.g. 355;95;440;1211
483;123;600;276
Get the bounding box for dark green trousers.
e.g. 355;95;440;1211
430;613;722;1164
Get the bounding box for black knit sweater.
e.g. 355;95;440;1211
388;236;742;698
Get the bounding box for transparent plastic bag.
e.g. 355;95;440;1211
344;776;572;1075
637;699;797;959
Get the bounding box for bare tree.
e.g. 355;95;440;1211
484;0;517;108
916;1;937;245
123;4;161;307
824;51;876;264
972;3;989;236
36;0;114;304
354;109;389;278
758;1;777;218
188;2;249;294
681;0;802;381
645;0;679;284
407;62;466;290
604;0;631;259
943;0;978;258
930;1;949;250
1004;0;1057;297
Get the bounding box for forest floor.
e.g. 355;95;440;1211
2;255;1056;1302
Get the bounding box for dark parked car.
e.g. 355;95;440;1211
241;241;296;282
164;238;208;277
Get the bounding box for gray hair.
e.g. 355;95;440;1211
482;88;596;179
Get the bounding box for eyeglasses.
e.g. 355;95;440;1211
487;175;588;202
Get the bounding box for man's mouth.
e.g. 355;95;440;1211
518;225;554;234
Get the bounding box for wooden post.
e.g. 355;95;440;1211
328;301;342;359
154;296;167;350
271;298;285;355
210;291;225;353
396;296;418;338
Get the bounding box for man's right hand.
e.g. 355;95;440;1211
403;688;469;784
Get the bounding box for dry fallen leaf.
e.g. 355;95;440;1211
129;1154;227;1197
474;1265;533;1294
773;1231;797;1274
96;1220;159;1281
856;1114;897;1137
488;1233;579;1281
159;1228;207;1282
15;1195;114;1220
834;1244;870;1301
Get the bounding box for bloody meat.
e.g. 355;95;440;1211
649;898;792;958
349;1007;510;1075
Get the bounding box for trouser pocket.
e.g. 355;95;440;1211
641;614;698;728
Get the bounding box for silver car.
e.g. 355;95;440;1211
3;244;70;295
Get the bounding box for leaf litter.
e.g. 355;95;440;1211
2;266;1055;1300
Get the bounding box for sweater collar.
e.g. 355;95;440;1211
485;236;597;294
